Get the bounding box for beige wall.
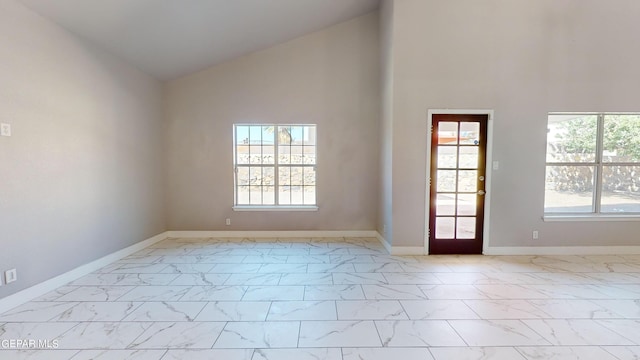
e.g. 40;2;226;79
388;0;640;248
165;13;380;231
0;0;165;298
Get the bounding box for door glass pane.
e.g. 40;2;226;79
436;194;455;215
601;165;640;213
437;146;457;168
458;170;477;192
457;217;476;239
437;170;457;192
459;146;478;168
544;165;595;213
603;115;640;163
457;194;476;215
438;122;458;144
546;114;598;163
435;217;455;239
460;122;480;145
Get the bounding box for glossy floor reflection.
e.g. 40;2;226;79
1;237;640;359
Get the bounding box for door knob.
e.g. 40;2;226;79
478;190;486;195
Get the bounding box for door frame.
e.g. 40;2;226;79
425;109;494;255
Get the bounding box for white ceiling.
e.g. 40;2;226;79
19;0;380;80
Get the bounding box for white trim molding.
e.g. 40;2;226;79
166;230;379;238
0;232;168;315
375;232;392;253
485;246;640;256
389;247;426;256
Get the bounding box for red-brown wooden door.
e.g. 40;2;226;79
429;114;488;254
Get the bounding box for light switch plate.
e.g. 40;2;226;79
1;123;11;137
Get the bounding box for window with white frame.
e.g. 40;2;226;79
544;113;640;215
233;124;317;208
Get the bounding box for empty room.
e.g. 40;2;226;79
1;0;640;359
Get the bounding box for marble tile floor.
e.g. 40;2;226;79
1;237;640;359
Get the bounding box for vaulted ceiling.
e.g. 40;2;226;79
19;0;380;80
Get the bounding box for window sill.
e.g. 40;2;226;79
233;206;319;212
543;214;640;222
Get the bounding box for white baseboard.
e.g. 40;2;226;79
485;246;640;255
375;232;392;253
374;232;425;255
390;246;426;255
0;231;168;315
166;230;379;238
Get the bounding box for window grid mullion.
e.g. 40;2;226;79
274;126;279;206
594;114;605;213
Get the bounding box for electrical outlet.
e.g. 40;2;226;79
5;269;17;284
0;123;11;137
532;230;539;240
225;218;231;226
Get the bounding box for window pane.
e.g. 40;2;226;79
290;186;304;205
249;146;263;164
437;146;457;168
457;194;476;215
303;167;316;186
459;146;478;168
457;217;475;239
458;170;477;192
603;115;640;163
303;145;316;164
237;185;250;205
249;184;262;205
437;170;457;192
291;146;303;164
279;145;290;164
279;167;291;185
435;217;455;239
459;122;480;145
263;167;275;186
546;114;598;163
436;194;455;215
262;145;275;164
544;165;595;213
279;186;291;205
249;167;262;185
289;126;304;144
237;167;250;186
249;126;263;143
290;166;303;185
278;126;292;145
304;186;316;205
263;186;275;205
601;166;640;213
304;126;316;145
438;122;458;144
